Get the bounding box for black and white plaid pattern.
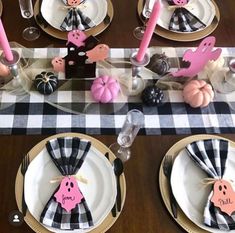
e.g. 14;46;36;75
60;8;95;31
186;139;235;231
40;137;93;230
1;47;235;135
167;0;206;32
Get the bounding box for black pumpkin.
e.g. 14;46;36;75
147;53;170;76
34;72;58;95
141;85;164;106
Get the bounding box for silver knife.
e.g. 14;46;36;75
163;155;178;218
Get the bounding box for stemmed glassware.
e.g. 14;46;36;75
18;0;40;41
109;109;145;162
133;10;151;40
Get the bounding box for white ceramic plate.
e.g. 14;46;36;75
41;0;107;31
171;146;235;233
24;144;117;233
156;0;216;33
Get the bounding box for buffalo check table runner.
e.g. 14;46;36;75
0;47;235;135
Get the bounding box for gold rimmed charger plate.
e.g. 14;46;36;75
15;132;126;233
34;0;114;40
0;0;3;16
159;134;235;233
137;0;220;42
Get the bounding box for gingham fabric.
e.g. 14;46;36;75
167;0;206;32
60;8;96;31
186;139;235;231
1;47;235;135
40;137;93;230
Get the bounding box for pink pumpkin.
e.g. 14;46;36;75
91;76;120;103
183;80;214;108
0;62;10;77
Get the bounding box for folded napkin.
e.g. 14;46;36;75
60;0;96;31
40;137;93;230
186;139;235;231
167;0;206;32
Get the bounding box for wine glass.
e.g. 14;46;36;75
18;0;40;41
133;9;151;40
109;109;145;162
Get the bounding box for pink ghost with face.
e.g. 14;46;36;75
67;0;82;6
173;0;188;6
54;176;83;212
211;180;235;216
172;36;222;78
86;44;110;63
52;57;65;73
67;30;87;48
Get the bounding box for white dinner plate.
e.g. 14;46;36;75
171;145;235;233
156;0;216;33
41;0;107;31
24;143;117;233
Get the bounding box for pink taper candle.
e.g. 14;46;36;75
136;0;161;62
0;19;13;61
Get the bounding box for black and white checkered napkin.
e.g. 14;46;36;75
186;139;235;231
40;137;94;230
167;0;206;32
60;7;96;31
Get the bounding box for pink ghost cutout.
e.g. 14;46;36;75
173;0;188;6
52;57;65;73
86;44;110;63
211;180;235;216
67;0;82;6
172;36;222;78
54;176;83;212
67;30;87;48
0;62;10;77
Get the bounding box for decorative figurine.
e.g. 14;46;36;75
141;85;164;106
172;36;222;78
147;53;170;76
34;72;58;95
182;79;214;108
91;75;120;103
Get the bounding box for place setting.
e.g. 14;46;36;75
34;0;114;40
159;134;235;232
15;132;126;233
137;0;220;41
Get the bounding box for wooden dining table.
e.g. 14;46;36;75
1;0;235;232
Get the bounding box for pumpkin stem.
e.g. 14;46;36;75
43;74;50;82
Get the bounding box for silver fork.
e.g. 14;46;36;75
163;155;178;218
21;154;30;216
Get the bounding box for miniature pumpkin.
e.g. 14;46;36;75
147;53;170;76
0;62;10;77
141;85;164;106
183;80;214;108
34;72;58;95
91;75;120;103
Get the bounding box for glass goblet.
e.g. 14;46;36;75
133;9;151;40
109;109;145;162
18;0;40;41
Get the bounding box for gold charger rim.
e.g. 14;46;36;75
137;0;220;42
34;0;114;40
0;0;3;16
15;132;126;233
159;134;235;233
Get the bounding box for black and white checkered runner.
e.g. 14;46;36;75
1;47;235;135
